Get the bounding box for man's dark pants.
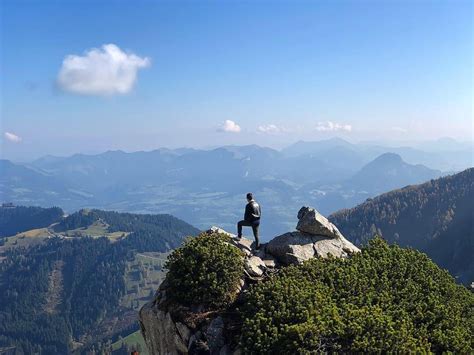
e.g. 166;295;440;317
237;219;260;247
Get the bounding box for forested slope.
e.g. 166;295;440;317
0;205;63;237
330;168;474;284
0;206;199;354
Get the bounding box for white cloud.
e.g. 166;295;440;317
391;126;407;133
218;120;241;133
57;44;150;96
257;124;282;134
315;121;352;132
4;132;22;143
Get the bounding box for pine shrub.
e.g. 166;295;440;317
165;232;244;308
240;237;474;353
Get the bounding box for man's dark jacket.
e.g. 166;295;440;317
244;200;261;222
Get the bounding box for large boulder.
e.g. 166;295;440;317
265;232;317;265
296;206;344;238
266;231;359;266
244;255;267;277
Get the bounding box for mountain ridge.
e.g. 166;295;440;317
0;206;199;354
330;168;474;284
2;144;449;237
346;152;442;193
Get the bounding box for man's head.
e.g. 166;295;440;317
246;192;253;201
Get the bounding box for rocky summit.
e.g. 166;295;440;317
296;206;345;238
139;207;359;355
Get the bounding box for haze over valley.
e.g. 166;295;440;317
2;137;472;238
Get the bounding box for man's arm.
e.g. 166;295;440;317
251;202;261;219
244;203;252;221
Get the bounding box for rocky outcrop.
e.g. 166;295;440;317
139;229;267;355
266;207;359;265
139;294;190;354
296;206;344;238
265;231;358;265
244;256;266;277
139;207;360;355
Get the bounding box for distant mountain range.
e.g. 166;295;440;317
330;168;474;284
1;138;471;237
283;137;473;172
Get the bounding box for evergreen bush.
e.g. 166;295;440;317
165;232;244;308
240;237;474;353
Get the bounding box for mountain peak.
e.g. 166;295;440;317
371;152;404;164
348;152;441;193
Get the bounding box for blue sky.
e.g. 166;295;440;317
1;0;472;160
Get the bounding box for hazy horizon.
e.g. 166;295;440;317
1;0;473;161
2;136;474;163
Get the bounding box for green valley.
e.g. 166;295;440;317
0;206;199;354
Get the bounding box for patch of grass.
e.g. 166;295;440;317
121;252;169;309
62;220;129;241
17;228;53;238
1;221;130;253
1;228;52;251
111;330;148;354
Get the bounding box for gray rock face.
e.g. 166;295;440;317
208;226;235;238
266;207;359;265
229;237;253;256
139;296;190;355
265;231;359;265
206;316;225;353
139;208;359;354
208;226;254;256
314;236;359;258
140;286;237;355
244;256;266;277
296;206;344;239
265;232;316;265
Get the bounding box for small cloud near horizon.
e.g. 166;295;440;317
4;132;22;143
217;120;241;133
257;124;282;134
57;44;150;96
315;121;352;132
391;126;408;133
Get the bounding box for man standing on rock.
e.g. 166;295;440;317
237;193;262;249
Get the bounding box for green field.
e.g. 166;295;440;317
3;225;171;309
0;221;170;354
121;252;169;309
111;330;148;354
0;228;53;253
0;221;129;253
60;220;130;241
